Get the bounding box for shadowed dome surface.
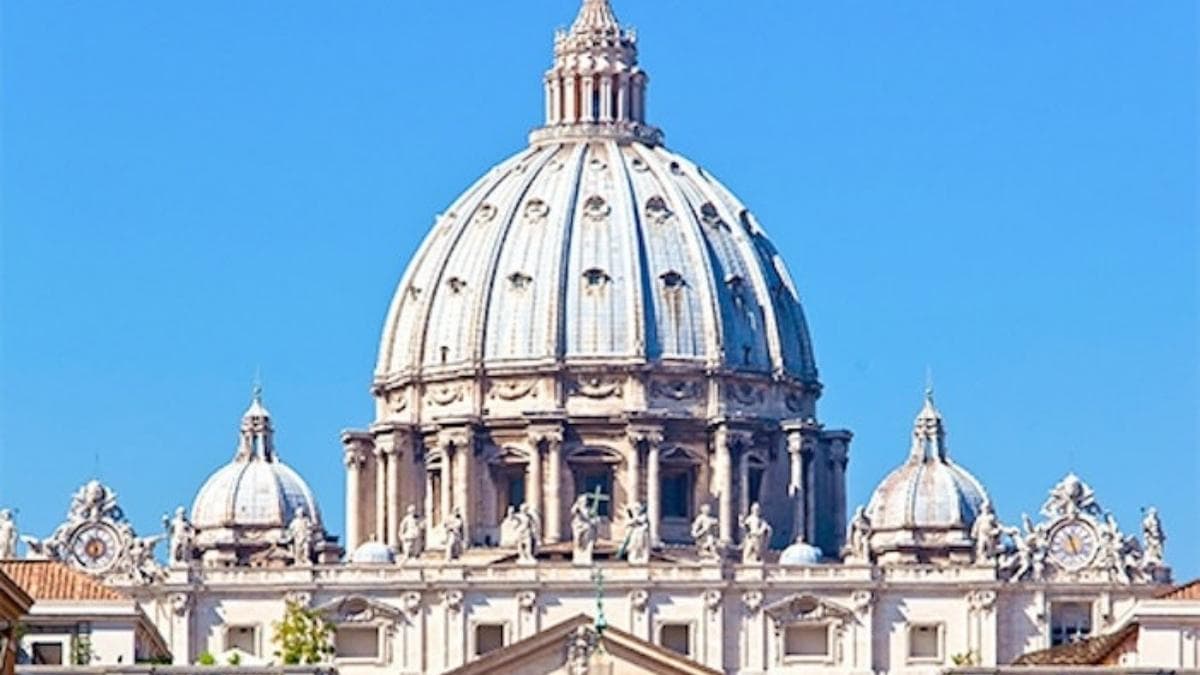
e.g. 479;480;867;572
866;391;988;533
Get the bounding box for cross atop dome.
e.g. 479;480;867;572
531;0;662;145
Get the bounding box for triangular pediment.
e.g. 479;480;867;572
763;594;855;625
443;614;721;675
314;595;404;623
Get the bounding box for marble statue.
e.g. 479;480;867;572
127;533;165;583
971;499;1003;563
570;494;597;566
690;503;721;561
399;505;425;562
619;501;650;565
739;502;772;564
1006;515;1047;582
1142;507;1165;563
444;506;465;562
845;506;872;562
163;507;194;566
0;510;16;560
513;503;540;565
288;506;315;565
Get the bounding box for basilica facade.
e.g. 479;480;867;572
2;2;1191;674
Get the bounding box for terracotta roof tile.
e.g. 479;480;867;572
1013;623;1138;666
0;561;126;602
1159;578;1200;600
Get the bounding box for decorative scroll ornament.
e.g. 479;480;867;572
22;480;164;585
489;379;538;401
517;590;538;612
703;589;723;613
629;589;649;612
442;589;464;612
569;375;623;399
727;383;764;406
524;198;550;224
426;384;464;406
169;592;193;617
402;591;422;615
742;590;764;614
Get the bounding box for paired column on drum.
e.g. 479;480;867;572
712;424;755;544
527;424;565;544
782;420;820;544
628;426;664;546
339;431;373;551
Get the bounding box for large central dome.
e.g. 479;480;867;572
347;0;850;561
375;0;817;397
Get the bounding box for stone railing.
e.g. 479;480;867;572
16;667;334;675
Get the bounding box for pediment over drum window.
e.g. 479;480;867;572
660;446;702;465
315;595;405;624
486;446;531;466
764;594;855;627
567;446;623;465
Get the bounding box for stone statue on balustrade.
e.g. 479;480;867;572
163;507;195;566
444;506;465;562
1004;514;1047;582
398;505;425;563
971;499;1003;564
0;510;17;560
619;501;650;565
288;506;315;566
690;503;721;562
511;503;540;565
1142;507;1165;564
570;494;599;566
843;506;872;563
739;503;772;565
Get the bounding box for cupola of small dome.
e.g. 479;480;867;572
188;386;341;567
850;389;989;565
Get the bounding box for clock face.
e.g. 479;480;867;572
70;524;121;572
1049;520;1097;571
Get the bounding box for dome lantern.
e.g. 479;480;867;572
532;0;661;146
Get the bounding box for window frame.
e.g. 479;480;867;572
470;621;509;658
781;622;833;664
333;624;384;664
656;620;695;658
659;469;692;520
1049;599;1095;647
223;624;260;657
906;622;945;664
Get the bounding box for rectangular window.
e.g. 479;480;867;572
475;624;506;656
661;472;691;519
1051;602;1093;646
31;643;63;666
908;624;942;661
335;626;380;660
225;626;258;656
577;471;612;517
748;467;764;506
507;473;526;510
430;471;443;526
784;625;829;658
659;624;690;657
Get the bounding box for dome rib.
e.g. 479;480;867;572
472;144;563;366
630;143;725;367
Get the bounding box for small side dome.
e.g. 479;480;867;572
189;387;336;567
780;535;823;566
862;390;988;564
350;540;395;565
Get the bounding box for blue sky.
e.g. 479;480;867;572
2;1;1196;575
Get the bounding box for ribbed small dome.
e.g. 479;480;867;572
779;537;823;566
192;460;321;531
863;391;988;562
349;540;395;565
190;390;324;552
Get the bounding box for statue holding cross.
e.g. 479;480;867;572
571;487;606;566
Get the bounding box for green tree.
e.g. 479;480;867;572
271;600;334;665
